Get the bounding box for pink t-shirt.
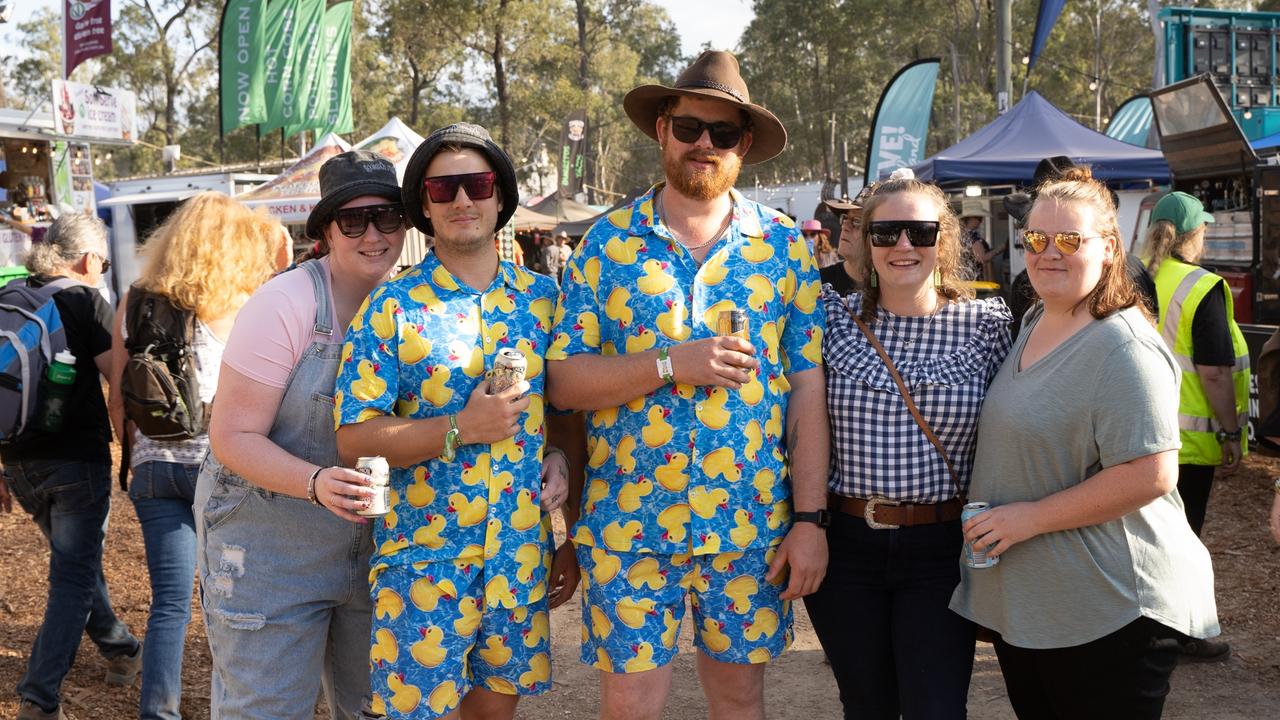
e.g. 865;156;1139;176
222;257;342;389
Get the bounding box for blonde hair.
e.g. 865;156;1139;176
1140;220;1204;276
813;233;834;256
135;192;282;321
853;177;973;322
1030;166;1145;320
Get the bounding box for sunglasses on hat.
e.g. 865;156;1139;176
667;115;746;150
867;220;939;247
333;204;405;238
1022;229;1101;255
423;171;497;204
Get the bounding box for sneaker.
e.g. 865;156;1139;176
105;643;142;686
17;700;67;720
1178;637;1231;663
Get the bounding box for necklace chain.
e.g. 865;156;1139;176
879;305;941;346
657;191;732;251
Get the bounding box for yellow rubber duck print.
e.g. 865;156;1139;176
514;543;542;583
788;235;818;273
615;435;638;475
572;311;601;348
712;552;743;573
485;574;518;609
617;476;654;512
641;406;674;448
700;447;742;483
627;556;668;590
426;679;459;715
419;365;453;408
743;608;780;641
625;325;657;354
625;642;658;672
509;488;540;531
407;281;443;312
453;597;482;636
518;653;551;689
655;452;690;492
514;337;544;379
698;387;731;430
351;360;387;402
370;627;399;667
590;546;622;585
605;235;646;265
794;278;820;314
605;287;634;328
660;608;681;649
616;597;659;629
446;493;487;527
741;234;775;264
590;604;614;639
758;321;781;364
521;611;550;648
409;575;457;611
398;324;432;365
370;297;400;341
378;533;409;556
528;296;554;331
729;509;758;548
460;453;491;486
410;626;448;668
690;485;730;519
699;249;730;284
700;300;736;332
375;587;404;621
743;421;764;461
700;618;732;654
492;436;527;463
657;503;690;544
412;513;447;550
602;520;644;552
656;299;690;341
406;467;435;508
637;258;675;295
725;574;759;615
745;274;776;312
477;634;513;667
752;468;776;504
386;672;421;715
431;264;460;291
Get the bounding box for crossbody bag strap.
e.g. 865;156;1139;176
847;303;963;500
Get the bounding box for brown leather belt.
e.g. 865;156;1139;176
829;492;964;530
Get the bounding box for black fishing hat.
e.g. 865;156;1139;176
401;122;518;237
306;150;402;240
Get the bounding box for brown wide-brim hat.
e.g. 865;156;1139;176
822;183;877;215
624;50;786;165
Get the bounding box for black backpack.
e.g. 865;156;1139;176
121;288;208;440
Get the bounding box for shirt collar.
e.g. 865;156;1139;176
624;183;763;242
416;250;519;295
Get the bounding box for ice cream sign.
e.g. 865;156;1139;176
51;80;137;143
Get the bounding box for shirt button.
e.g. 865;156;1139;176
484;336;491;343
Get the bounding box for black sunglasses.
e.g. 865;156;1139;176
333;204;405;238
82;251;110;273
423;171;497;204
867;220;940;247
668;115;746;150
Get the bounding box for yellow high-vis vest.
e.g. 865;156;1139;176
1153;258;1250;466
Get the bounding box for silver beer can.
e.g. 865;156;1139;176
717;309;749;339
489;348;528;394
356;456;391;517
961;501;998;568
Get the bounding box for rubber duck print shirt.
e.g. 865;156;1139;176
334;254;560;579
548;183;826;556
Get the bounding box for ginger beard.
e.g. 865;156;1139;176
662;143;742;202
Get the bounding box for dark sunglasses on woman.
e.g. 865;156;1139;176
1022;229;1097;255
423;171;497;204
333;204;405;238
867;220;940;247
667;115;746;150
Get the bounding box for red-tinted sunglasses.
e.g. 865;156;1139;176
423;171;497;204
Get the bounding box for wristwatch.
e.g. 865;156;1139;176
441;413;462;462
1216;428;1242;443
793;509;832;528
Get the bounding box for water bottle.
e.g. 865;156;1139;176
34;350;77;433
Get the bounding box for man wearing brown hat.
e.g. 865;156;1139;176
546;50;831;720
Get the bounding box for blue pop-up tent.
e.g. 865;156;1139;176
910;91;1170;185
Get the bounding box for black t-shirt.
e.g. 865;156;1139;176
0;276;114;465
819;262;857;298
1190;281;1234;367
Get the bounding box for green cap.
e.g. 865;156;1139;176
1149;191;1214;234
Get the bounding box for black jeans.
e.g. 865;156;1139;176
993;617;1180;720
804;511;975;720
1177;463;1215;536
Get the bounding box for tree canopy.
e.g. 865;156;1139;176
1;0;1167;195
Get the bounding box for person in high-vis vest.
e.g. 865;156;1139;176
1142;191;1249;663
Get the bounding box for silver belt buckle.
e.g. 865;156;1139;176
864;496;900;530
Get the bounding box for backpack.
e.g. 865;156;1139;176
121;287;208;440
0;277;79;443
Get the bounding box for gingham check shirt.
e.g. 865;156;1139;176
823;289;1012;503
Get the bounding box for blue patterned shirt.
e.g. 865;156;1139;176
548;184;826;556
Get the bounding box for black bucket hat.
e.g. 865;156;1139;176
305;150;402;240
401;122;518;237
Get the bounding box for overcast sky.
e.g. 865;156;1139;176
3;0;752;61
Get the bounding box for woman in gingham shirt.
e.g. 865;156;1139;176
804;172;1011;720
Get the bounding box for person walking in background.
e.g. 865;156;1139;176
958;202;992;281
951;168;1221;719
543;230;572;282
547;50;830;720
335;123;582;720
1139;190;1247;663
802;219;839;268
194;150;405;719
106;193;286;720
820;185;875;297
0;213;141;720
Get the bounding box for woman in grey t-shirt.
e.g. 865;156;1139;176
950;168;1219;719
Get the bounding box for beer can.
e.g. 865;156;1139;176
717;309;749;339
356;456;391;517
489;348;528;394
961;502;998;568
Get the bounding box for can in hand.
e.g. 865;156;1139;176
355;456;391;517
962;501;999;568
489;348;528;394
716;309;749;339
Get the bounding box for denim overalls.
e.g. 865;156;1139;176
194;259;374;720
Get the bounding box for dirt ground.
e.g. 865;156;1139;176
2;451;1279;719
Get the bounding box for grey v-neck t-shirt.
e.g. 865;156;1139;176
950;304;1220;649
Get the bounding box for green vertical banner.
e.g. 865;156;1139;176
219;0;267;134
281;0;327;138
317;1;353;136
262;0;323;134
288;0;352;138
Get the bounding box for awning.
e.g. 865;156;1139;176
99;189;201;207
